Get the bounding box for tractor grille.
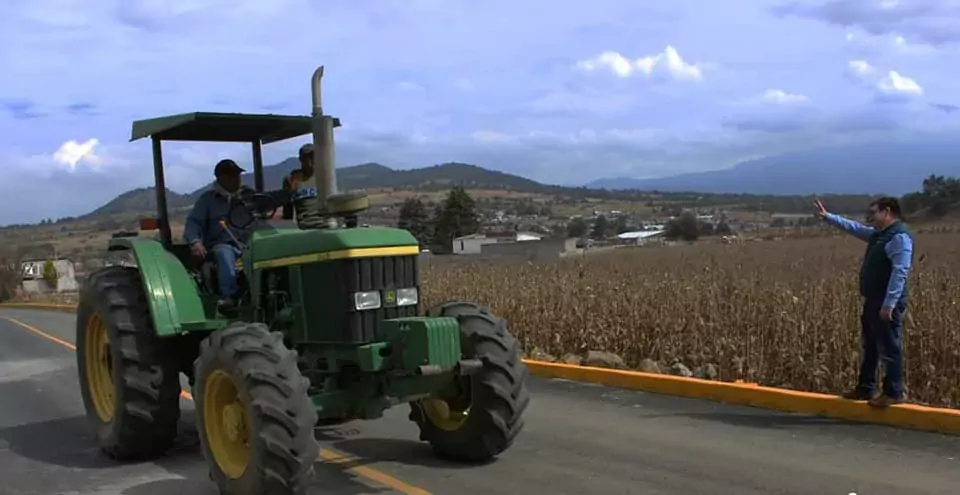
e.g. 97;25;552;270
301;255;420;343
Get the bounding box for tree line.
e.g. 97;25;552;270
901;174;960;218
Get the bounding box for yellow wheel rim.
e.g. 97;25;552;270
85;313;115;422
421;395;470;431
203;369;251;479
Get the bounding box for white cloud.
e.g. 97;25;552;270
848;60;875;78
877;70;923;96
52;138;102;171
761;89;808;104
575;45;703;81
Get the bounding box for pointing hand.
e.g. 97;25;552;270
813;199;828;218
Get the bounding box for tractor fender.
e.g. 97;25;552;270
107;237;207;337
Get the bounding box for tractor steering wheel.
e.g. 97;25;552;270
227;192;281;230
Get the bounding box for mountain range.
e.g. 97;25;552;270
80;139;960;220
585;139;960;195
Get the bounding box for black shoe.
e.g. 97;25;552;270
868;394;905;408
840;388;877;401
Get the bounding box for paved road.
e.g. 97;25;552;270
1;308;959;495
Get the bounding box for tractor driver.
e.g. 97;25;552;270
184;158;254;309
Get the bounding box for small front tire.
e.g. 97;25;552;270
194;321;319;495
409;301;531;463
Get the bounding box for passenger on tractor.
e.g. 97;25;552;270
281;143;326;228
183;158;253;309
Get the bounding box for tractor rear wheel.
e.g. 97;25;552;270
75;266;182;460
194;322;319;495
409;301;531;462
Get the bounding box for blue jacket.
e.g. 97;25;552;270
823;213;913;308
183;185;254;248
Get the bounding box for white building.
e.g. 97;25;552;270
20;258;79;293
452;231;543;255
452;234;494;255
616;230;666;246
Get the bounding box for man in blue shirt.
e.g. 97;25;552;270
183;159;254;309
815;196;913;407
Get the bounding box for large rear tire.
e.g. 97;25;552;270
75;266;182;460
409;301;531;462
194;322;319;495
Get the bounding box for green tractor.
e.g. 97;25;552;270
74;65;531;495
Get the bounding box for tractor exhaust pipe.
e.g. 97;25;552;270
311;66;324;115
310;66;339;216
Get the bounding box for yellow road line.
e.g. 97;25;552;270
320;450;432;495
1;315;430;495
5;316;77;350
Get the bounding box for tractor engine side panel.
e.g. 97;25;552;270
299;254;420;343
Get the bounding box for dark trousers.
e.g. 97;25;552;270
857;298;906;398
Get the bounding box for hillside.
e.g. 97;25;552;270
84;187;195;218
83;160;600;220
586;140;960;196
187;160;554;195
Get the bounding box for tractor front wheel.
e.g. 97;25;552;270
75;266;182;460
409;301;531;463
194;322;319;495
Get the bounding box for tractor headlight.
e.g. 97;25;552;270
396;287;418;306
353;291;382;310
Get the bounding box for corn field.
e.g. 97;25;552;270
421;233;960;409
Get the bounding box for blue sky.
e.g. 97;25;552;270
1;0;959;225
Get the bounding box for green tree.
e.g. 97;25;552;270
901;174;960;217
590;215;609;240
397;197;431;246
664;211;700;241
566;217;588;238
42;259;58;290
431;187;479;252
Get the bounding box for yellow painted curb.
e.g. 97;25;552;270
5;302;960;436
522;360;960;436
1;302;78;313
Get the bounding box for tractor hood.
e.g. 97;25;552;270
249;226;420;270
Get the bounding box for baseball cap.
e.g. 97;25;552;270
214;159;245;176
299;143;314;157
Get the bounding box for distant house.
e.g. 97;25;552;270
480;236;575;262
451;231;543;255
20;258;79;293
452;234;495;255
616;230;666;246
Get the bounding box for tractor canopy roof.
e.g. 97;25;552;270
129;111;341;144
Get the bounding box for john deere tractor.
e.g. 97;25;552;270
74;65;530;495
